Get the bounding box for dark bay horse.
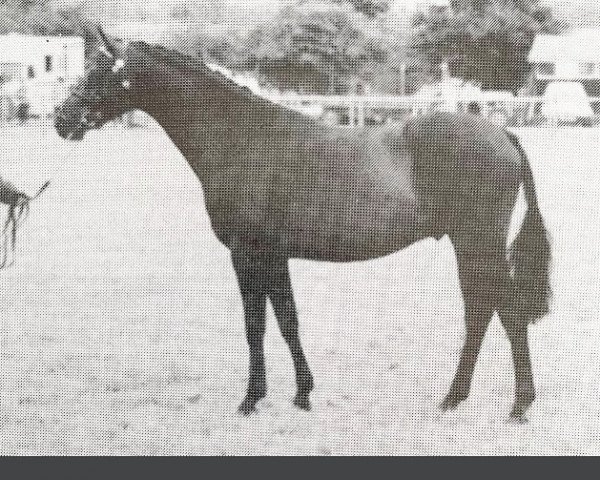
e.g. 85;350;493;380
54;31;551;421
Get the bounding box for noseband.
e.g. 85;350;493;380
57;50;131;132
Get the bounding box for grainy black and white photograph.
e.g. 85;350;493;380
0;0;598;456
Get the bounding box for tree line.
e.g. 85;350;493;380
1;0;566;94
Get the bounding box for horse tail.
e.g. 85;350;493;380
505;131;552;321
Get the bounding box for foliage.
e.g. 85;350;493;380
225;3;389;94
0;0;48;7
169;0;227;25
0;0;97;50
412;0;566;91
334;0;389;17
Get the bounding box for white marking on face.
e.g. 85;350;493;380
99;46;114;59
122;79;131;90
112;59;125;73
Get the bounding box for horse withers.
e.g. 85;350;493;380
54;28;551;421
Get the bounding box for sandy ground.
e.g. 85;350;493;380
0;123;598;455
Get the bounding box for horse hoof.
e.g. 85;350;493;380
238;399;258;416
508;406;530;424
439;395;463;412
293;395;311;411
507;413;529;424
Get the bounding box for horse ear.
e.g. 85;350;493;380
97;25;117;58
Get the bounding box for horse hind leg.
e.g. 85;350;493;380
498;302;536;422
453;250;536;421
443;232;536;421
440;238;502;411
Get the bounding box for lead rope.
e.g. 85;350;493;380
0;180;51;269
0;119;84;269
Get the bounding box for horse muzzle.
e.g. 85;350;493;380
55;107;100;141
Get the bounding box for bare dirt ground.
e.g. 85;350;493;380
0;123;598;455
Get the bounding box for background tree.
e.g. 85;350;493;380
0;0;96;49
333;0;389;17
411;0;566;92
229;2;389;94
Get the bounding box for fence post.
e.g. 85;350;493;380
527;101;535;124
357;99;365;127
481;101;490;119
348;101;356;127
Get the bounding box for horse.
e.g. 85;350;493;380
54;29;551;421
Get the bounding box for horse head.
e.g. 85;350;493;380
55;26;134;141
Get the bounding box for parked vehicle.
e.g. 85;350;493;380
542;81;594;124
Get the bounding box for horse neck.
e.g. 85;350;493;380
129;52;295;179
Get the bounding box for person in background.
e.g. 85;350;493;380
467;101;482;115
16;102;30;124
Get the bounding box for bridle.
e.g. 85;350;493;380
57;27;132;135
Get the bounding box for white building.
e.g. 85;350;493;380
0;34;85;119
528;29;600;92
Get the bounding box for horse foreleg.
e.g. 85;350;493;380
267;258;314;410
232;253;268;415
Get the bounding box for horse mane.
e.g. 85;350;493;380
131;41;273;106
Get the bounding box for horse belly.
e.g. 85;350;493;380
207;126;425;261
283;193;422;262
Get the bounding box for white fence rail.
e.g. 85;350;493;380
272;94;600;127
3;91;600;127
